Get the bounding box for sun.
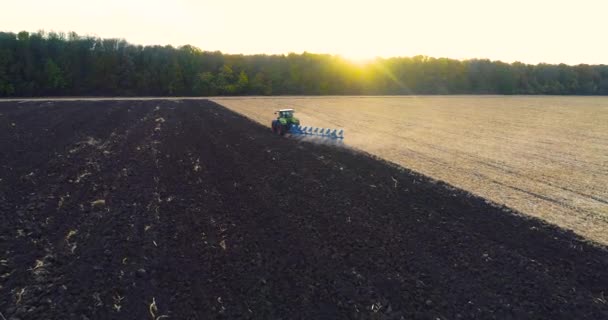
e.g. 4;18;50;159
341;53;376;65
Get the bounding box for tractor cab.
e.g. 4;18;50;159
276;109;295;119
274;108;299;125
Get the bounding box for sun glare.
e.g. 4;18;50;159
343;55;375;66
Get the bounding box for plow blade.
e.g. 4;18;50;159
288;125;344;140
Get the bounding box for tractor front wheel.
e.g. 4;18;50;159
271;121;286;136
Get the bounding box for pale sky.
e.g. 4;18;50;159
2;0;607;65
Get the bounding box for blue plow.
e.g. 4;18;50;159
288;126;344;140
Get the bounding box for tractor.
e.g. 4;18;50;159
271;109;300;135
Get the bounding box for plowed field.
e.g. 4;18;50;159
0;99;607;319
213;96;608;245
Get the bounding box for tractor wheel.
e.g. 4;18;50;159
272;121;280;135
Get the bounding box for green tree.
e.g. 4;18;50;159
193;72;217;96
44;59;66;93
236;71;249;94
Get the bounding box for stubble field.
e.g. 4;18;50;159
213;96;608;245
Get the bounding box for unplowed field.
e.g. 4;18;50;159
0;99;607;319
213;96;608;245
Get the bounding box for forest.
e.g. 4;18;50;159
1;31;607;97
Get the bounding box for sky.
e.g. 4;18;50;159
2;0;607;65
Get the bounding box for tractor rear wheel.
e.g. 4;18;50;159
272;121;280;135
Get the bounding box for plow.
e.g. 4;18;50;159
271;109;344;140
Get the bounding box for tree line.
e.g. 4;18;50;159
1;31;607;97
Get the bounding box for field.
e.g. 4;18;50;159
0;99;607;319
213;96;608;245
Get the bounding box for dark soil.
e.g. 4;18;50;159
0;99;606;320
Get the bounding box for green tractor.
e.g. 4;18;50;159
271;109;300;135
